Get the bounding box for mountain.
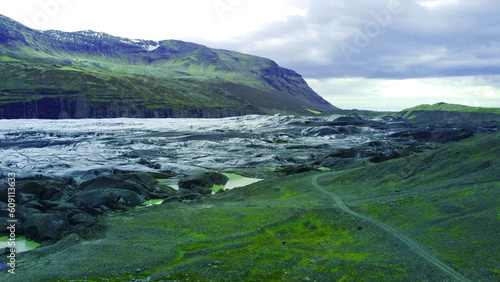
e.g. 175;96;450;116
0;14;338;119
395;102;500;125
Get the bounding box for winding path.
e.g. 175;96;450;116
312;174;471;282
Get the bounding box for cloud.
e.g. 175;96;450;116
202;0;500;80
5;0;499;80
307;75;500;111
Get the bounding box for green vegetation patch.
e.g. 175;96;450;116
306;108;322;115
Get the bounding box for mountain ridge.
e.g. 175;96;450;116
394;102;500;125
0;14;338;118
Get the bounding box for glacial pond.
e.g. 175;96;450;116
0;236;40;253
138;173;263;208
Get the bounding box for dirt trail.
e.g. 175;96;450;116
312;174;471;282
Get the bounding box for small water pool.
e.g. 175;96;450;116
0;236;40;253
140;173;263;207
222;173;263;189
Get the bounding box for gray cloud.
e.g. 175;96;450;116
202;0;500;80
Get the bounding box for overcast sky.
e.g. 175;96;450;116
2;0;500;110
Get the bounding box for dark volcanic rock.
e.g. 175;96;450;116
208;172;230;186
302;126;341;137
0;179;67;202
69;212;96;227
148;183;179;198
181;193;203;201
186;185;213;195
16;206;42;221
280;165;314;175
179;172;229;190
369;149;404;163
24;212;70;242
75;188;144;210
161;196;183;204
78;173;159;200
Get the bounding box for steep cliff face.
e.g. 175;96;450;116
0;15;338;118
0;97;252;119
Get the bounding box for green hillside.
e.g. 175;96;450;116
401;102;500;118
393;102;500;125
0;14;337;118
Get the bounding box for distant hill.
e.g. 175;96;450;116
401;102;500;116
0;14;338;119
394;102;500;125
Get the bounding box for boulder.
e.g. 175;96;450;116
18;193;39;205
69;212;96;227
161;196;183;204
0;179;67;202
179;172;229;190
16;206;42;221
24;212;70;242
75;188;144;210
186;185;213;195
47;201;79;212
23;201;45;211
148;183;179;198
78;173;159;200
280;165;313;175
208;172;230;186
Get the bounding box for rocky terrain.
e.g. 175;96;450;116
0;113;499;280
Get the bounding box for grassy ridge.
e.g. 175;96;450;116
400;102;500;118
317;131;500;279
